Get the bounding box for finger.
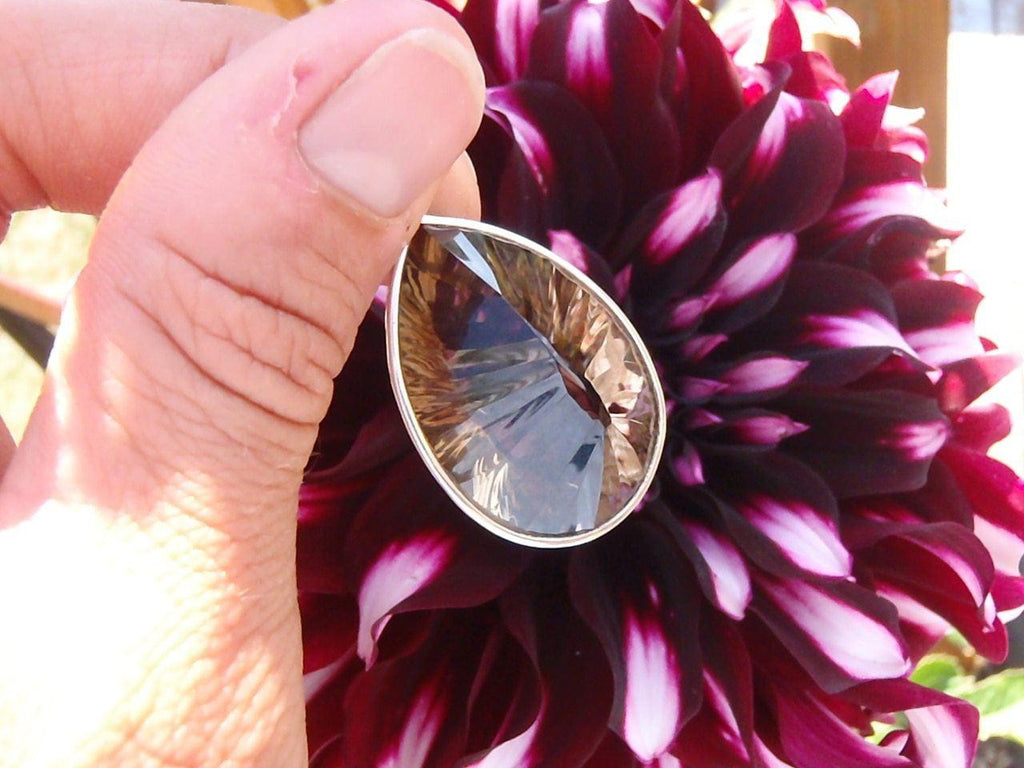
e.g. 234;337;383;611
0;418;13;478
429;151;482;219
0;0;282;226
0;1;484;765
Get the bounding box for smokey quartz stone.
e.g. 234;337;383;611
387;217;666;548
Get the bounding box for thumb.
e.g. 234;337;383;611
10;0;484;516
0;0;483;764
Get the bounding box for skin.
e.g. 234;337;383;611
0;0;484;766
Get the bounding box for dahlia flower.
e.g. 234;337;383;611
298;1;1024;765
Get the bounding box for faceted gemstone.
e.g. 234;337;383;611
391;220;664;545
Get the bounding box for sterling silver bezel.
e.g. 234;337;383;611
385;215;667;549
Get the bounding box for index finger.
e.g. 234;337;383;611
0;0;282;225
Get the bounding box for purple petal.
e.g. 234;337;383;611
953;404;1013;453
305;317;401;478
858;523;1007;660
548;229;618;295
461;0;550;83
486;81;622;247
580;734;641;768
711;90;846;237
501;575;616;767
657;507;752;619
847;681;980;768
300;593;358;674
675;375;727;403
297;479;362;593
339;614;494;768
306;652;362;762
762;0;848;105
709;453;851;578
695;409;808;448
678;333;728;363
869;581;959;661
682;520;753;620
669;439;705;487
779;387;950;497
616;170;726;292
754;575;910;691
528;0;681;205
893;278;985;367
356;532;456;665
903;703;979;768
765;0;802;60
936;351;1022;413
570;522;702;762
661;295;717;339
460;631;543;767
773;685;914;768
803;151;961;256
672;0;745;171
841;72;900;150
673;611;756;767
620;607;684;761
705;354;809;401
743;261;919;386
698;233;796;334
345;457;530;665
941;447;1024;590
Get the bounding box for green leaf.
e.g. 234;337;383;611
961;670;1024;716
911;654;964;692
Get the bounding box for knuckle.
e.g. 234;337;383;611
140;234;347;426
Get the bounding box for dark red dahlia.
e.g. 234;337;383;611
299;2;1024;766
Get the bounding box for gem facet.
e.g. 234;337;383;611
387;217;666;548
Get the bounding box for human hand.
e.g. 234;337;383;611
0;0;484;765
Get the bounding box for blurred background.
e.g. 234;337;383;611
0;0;1022;763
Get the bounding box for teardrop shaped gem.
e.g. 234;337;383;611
387;217;666;548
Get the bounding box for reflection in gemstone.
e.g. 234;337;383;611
390;218;664;546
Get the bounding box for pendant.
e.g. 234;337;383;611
386;216;666;548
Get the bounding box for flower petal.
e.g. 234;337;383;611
941;447;1024;585
778;387;950;497
548;229;617;295
745;261;920;386
710;453;851;578
711;89;846;237
893;278;985;367
500;572;616;768
847;681;980;768
300;593;358;674
703;354;809;402
340;613;494;768
461;0;549;83
673;610;756;767
803;150;961;258
953;403;1013;453
841;72;899;150
570;521;702;762
672;0;745;171
528;0;681;206
486;81;623;248
345;457;531;665
702;233;797;334
936;351;1022;413
773;685;914;768
616;170;726;295
656;507;752;620
753;575;910;692
857;522;1006;660
694;408;807;449
305;317;404;479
